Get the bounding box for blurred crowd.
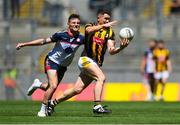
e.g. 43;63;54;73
2;0;180;25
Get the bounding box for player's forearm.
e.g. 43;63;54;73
109;43;128;55
108;47;121;55
16;38;50;50
140;58;146;74
86;25;103;33
167;60;172;72
21;39;46;47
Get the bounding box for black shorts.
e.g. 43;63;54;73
44;56;67;83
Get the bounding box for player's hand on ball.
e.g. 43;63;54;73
16;43;24;50
120;38;129;47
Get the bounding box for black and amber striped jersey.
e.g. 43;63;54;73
81;23;115;66
153;48;170;72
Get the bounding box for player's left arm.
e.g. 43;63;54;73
16;38;52;50
166;50;172;73
140;53;147;75
107;38;129;55
167;59;172;73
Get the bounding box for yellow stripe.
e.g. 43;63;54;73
50;82;180;102
101;30;107;39
109;28;113;38
92;32;99;58
82;57;87;63
97;30;106;63
98;45;103;64
104;82;179;101
81;57;91;68
92;42;96;59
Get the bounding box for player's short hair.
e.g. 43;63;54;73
68;14;80;22
149;38;158;43
158;39;165;44
97;9;111;16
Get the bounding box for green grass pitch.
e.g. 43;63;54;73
0;101;180;124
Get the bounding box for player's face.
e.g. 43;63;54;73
68;18;80;32
149;41;156;49
158;42;164;49
98;13;111;25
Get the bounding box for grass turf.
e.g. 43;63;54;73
0;101;180;124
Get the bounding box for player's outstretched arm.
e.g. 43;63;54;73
85;20;118;33
167;59;172;73
16;38;52;50
107;38;129;55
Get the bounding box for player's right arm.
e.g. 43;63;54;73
166;50;172;73
85;20;118;33
140;51;147;75
16;38;52;50
167;59;172;73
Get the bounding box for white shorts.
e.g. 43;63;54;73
78;56;97;71
154;71;169;80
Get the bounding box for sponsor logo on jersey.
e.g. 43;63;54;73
93;37;104;44
76;38;80;42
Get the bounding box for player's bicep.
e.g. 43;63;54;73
85;23;94;33
44;37;53;44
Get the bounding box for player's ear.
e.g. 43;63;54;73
97;15;101;22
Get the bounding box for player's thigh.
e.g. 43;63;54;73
162;71;169;83
154;72;162;81
46;70;58;87
57;66;67;83
74;75;94;91
148;73;155;84
44;58;59;87
85;64;105;81
78;56;105;81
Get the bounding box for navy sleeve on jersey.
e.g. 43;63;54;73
80;35;85;44
144;51;148;57
50;32;62;42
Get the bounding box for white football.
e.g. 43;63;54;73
119;27;134;41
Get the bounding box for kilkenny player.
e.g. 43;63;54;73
47;10;129;115
153;40;172;101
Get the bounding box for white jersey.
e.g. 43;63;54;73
48;31;84;67
144;48;155;73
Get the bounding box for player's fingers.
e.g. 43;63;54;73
121;39;125;46
121;38;129;46
16;46;20;50
125;38;129;44
16;44;21;50
122;38;126;45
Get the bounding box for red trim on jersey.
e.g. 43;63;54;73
45;65;51;71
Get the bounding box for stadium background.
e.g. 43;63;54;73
0;0;180;101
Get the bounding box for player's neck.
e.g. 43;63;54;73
97;22;103;26
67;29;78;37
